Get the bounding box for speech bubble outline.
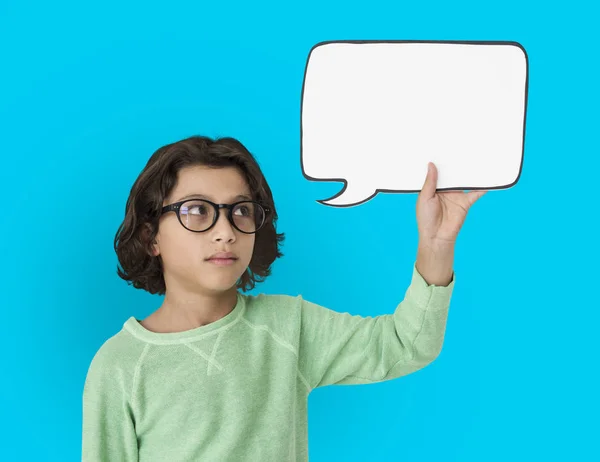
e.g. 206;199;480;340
300;40;529;207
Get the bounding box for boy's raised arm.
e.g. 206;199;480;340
297;262;455;390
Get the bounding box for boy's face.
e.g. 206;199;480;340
151;165;256;295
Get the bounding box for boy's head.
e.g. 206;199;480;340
114;135;285;296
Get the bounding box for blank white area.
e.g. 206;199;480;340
301;42;527;205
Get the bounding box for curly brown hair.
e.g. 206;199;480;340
113;135;285;295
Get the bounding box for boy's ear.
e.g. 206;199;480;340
142;222;160;257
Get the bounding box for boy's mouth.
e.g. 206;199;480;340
206;251;238;265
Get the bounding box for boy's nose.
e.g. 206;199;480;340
211;212;236;241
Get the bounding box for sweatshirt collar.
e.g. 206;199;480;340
123;292;246;345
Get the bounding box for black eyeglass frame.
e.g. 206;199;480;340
160;199;271;234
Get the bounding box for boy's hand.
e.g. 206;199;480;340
416;162;487;245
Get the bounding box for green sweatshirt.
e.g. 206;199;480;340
82;263;455;461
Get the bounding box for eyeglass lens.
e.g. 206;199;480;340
179;200;265;233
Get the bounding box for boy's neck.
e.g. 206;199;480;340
140;288;238;334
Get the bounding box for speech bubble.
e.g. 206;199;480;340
300;40;528;207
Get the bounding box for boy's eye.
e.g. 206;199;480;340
233;203;253;217
189;205;208;215
181;201;211;216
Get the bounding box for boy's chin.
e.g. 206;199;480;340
199;274;243;293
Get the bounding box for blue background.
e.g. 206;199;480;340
1;0;598;460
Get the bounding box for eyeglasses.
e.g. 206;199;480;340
161;199;270;234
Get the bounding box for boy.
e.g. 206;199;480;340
82;135;485;461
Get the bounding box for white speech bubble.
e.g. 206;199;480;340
301;41;528;207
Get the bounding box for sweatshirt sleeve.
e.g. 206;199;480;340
297;262;455;390
82;345;139;461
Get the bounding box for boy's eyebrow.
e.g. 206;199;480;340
176;193;253;202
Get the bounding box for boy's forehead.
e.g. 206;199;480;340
171;166;251;201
